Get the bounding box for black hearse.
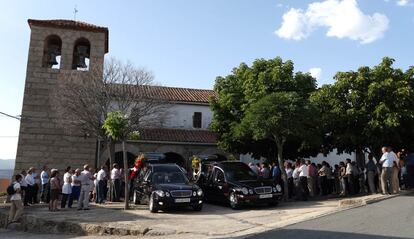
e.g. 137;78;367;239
133;164;204;213
197;161;283;209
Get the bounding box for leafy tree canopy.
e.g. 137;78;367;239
102;111;129;141
210;57;321;161
311;57;414;158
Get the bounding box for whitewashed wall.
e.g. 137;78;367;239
162;103;212;129
306;149;356;165
109;101;212;130
239;149;356;166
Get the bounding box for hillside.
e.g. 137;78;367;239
0;159;15;169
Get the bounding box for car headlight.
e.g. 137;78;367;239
273;187;277;193
197;189;203;196
155;190;165;197
248;189;254;195
165;192;170;197
193;191;197;197
276;185;282;192
241;187;249;195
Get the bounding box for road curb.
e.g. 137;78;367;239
338;191;410;208
0;209;150;236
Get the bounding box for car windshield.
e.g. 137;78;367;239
152;171;188;184
222;163;257;181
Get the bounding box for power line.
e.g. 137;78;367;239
0;112;21;120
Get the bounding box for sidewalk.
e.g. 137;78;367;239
0;191;409;238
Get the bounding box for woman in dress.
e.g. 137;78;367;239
61;166;72;208
49;169;61;211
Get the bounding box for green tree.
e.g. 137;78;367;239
103;111;131;210
311;57;414;160
237;92;317;197
210;57;321;198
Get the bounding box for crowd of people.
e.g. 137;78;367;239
6;162;130;226
6;147;412;226
248;146;410;201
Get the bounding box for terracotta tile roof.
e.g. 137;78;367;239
28;19;109;53
139;128;217;144
109;84;217;104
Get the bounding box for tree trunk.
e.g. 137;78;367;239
276;141;289;201
106;139;114;201
122;140;129;210
356;149;365;168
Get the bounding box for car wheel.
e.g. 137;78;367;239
192;204;203;211
229;192;240;210
149;193;158;213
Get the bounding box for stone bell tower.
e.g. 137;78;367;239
15;19;109;173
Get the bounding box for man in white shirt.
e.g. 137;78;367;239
8;174;23;224
96;165;107;204
24;168;35;206
285;162;294;199
297;159;309;200
379;147;397;194
78;165;94;210
345;159;355;195
111;163;122;202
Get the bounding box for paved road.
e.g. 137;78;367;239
0;230;193;239
1;193;413;239
244;193;414;239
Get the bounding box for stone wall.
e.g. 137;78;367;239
15;24;106;174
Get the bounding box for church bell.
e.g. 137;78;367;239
75;45;89;68
46;44;59;67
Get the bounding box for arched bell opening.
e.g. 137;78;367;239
42;35;62;69
72;37;91;71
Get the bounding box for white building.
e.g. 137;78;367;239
99;85;228;168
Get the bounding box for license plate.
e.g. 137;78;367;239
174;198;191;203
259;194;273;199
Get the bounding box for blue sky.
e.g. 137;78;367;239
1;0;414;159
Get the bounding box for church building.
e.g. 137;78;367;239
15;19;226;173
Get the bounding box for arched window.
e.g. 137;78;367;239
72;37;91;71
42;35;62;69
